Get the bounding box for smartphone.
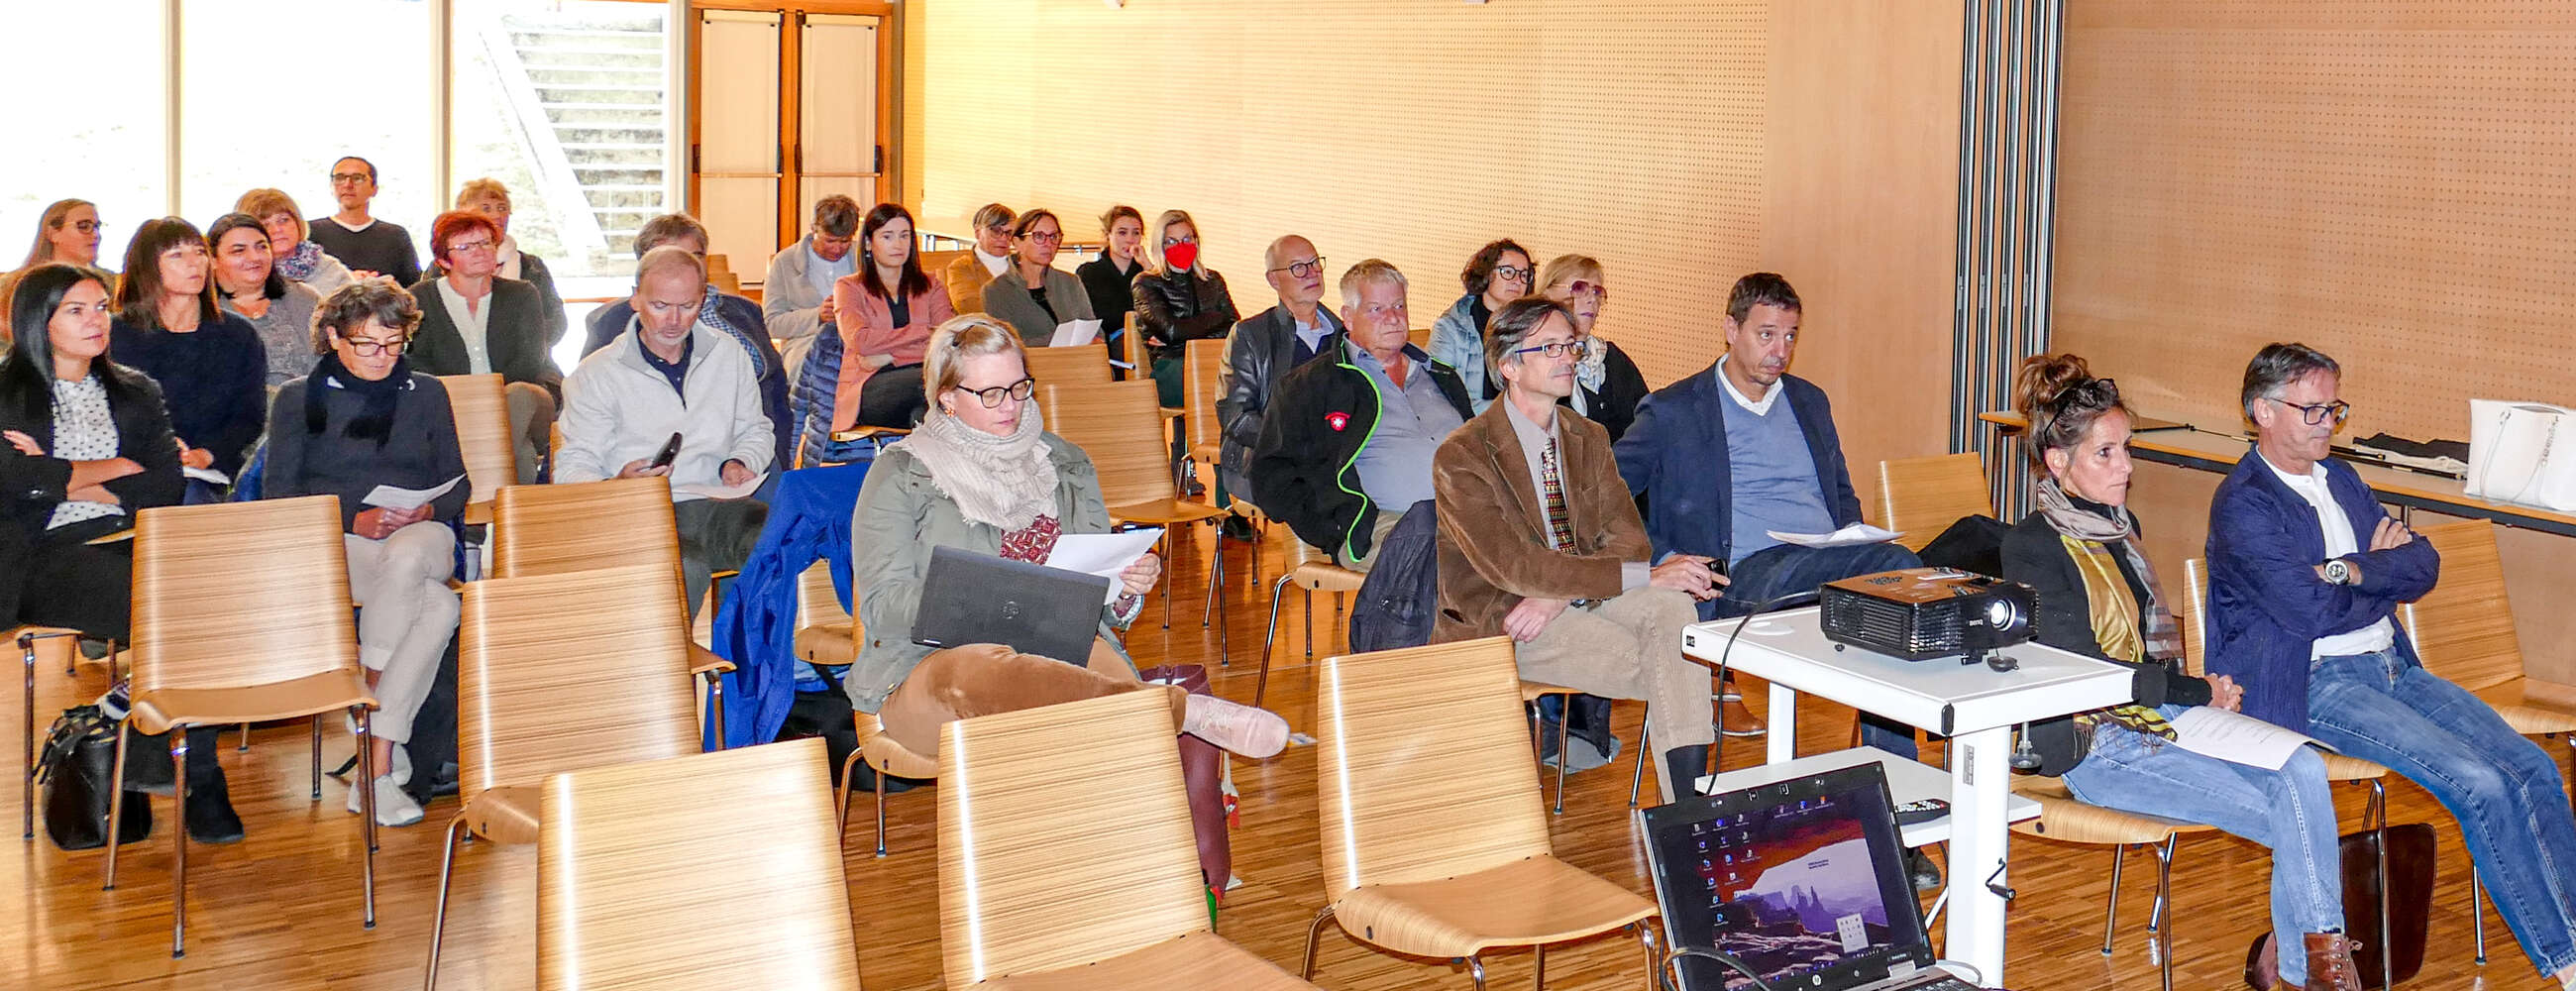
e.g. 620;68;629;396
647;432;683;470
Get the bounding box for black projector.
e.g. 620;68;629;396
1818;568;2037;671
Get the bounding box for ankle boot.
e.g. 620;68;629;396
1661;744;1711;802
181;762;245;845
2302;933;2363;991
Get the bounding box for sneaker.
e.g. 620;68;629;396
342;714;411;786
1180;694;1290;759
348;773;426;827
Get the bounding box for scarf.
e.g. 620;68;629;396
275;240;325;281
695;284;769;382
495;235;523;281
305;350;409;448
1569;337;1608;415
896;404;1057;530
2036;477;2182;741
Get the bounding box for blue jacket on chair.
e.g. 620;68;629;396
1612;364;1863;565
2204;449;2441;731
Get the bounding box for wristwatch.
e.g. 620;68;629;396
2321;559;2354;585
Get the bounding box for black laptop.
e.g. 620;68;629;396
910;546;1112;665
1639;763;1972;991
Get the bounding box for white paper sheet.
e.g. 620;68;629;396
673;473;768;501
1048;318;1103;348
362;473;465;510
1043;528;1165;604
2167;706;2329;770
1766;522;1904;549
181;466;230;486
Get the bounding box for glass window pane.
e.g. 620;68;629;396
179;0;437;270
0;0;170;275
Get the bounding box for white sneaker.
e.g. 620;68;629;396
347;774;425;826
342;714;411;786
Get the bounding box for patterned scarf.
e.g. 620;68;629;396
275;240;325;281
695;284;768;382
895;404;1057;530
2036;477;2183;740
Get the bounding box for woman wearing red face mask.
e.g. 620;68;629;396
1128;209;1237;410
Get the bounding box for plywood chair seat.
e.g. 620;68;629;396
970;930;1314;991
1107;497;1228;526
2009;775;2215;846
687;643;735;677
128;670;372;733
1290;559;1366;594
2319;752;2390;782
855;710;935;778
458;785;544;845
1332;854;1656;960
796;621;856;668
2473;679;2576;735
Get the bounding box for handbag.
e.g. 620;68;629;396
38;706;153;850
2466;400;2576;510
2244;823;2432;990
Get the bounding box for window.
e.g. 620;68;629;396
0;0;171;272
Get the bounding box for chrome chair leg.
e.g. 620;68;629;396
309;716;323;801
20;632;34;841
1629;708;1652;809
1210;540;1230;664
104;715;131;890
873;764;890;858
1553;704;1571;816
1533;943;1546;989
1158;531;1174;630
2370;779;2392;990
1302;586;1316;659
1467;953;1488;991
704;672;729;750
2153;833;2177;991
2472;864;2489;963
169;726;189;958
1254;575;1295;709
237;721;250;751
835;745;864;834
1299;905;1338;979
2101;844;2125;955
358;708;378;928
424;814;469;991
1636;921;1661;991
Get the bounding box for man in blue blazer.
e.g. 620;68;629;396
2207;342;2576;982
1613;273;1922;751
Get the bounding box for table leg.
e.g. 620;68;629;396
1946;725;2011;987
1765;683;1797;764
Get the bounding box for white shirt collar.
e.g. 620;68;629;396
2260;452;2328;491
975;247;1010;275
1715;355;1781;415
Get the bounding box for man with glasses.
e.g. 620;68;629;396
1432;297;1722;804
1215;235;1341;536
943;202;1016;314
581;212;793;473
763;195;863;377
306;156;422;285
1249;259;1471;574
2206;343;2576;985
557;246;773;619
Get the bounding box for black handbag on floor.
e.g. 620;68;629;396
38;706;152;850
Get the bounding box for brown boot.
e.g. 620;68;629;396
2303;933;2364;991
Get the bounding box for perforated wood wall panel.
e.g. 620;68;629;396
907;0;1767;387
2053;2;2576;441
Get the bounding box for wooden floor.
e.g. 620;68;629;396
2;524;2556;990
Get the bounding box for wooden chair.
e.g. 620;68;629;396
1254;537;1365;709
2008;777;2211;991
935;691;1321;989
536;737;859;990
1039;381;1229;638
1877;452;1991;552
1305;637;1659;989
490;478;734;745
836;705;935;859
103;496;379;958
421;564;704;991
919;249;969;279
439;373;513;528
1407;326;1432;352
1518;681;1653;816
1181;337;1255;635
792;560;855;671
1023;341;1114;386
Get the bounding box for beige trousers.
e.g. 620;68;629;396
1510;586;1711;771
346;522;460;743
505;383;557;485
1332;508;1407;575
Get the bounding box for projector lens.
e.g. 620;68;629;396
1986;600;2014;627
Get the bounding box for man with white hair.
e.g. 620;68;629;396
557;245;773;615
1215;234;1342;536
1247;259;1471;574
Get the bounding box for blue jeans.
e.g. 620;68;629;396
1716;541;1924;758
2062;709;2343;985
2308;648;2576;975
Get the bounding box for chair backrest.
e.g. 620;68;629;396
2401;519;2524;691
795;560;850;628
1023;341;1113;386
2180;557;2210;677
1040;380;1177;508
131;496;359;693
1877;453;1993;551
1314;636;1552;905
489;477;680;581
1122;312;1151;382
935;691;1206;983
1182;337;1228;452
538;737;857;990
1407;326;1431;352
458;564;701;813
705;253;731;275
440;373;515;508
919;249;970;277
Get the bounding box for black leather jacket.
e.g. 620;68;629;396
1217;303;1342;498
1130;268;1238;363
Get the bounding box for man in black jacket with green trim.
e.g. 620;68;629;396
1248;259;1472;573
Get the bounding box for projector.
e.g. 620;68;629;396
1818;568;2037;671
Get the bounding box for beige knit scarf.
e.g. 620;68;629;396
897;404;1058;530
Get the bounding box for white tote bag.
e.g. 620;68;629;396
2466;399;2576;511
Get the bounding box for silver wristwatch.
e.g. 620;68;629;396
2321;559;2353;585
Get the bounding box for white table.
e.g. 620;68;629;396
1692;745;2043;850
1680;607;2135;989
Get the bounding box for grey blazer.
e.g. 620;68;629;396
980;261;1098;348
842;432;1135;712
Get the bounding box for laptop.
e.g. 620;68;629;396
1639;763;1971;991
910;546;1112;666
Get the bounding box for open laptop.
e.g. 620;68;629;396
1639;763;1972;991
911;546;1112;666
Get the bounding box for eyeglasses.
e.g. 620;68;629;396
1492;265;1533;284
1161;235;1198;247
446;239;496;255
2268;396;2351;426
1268;257;1328;278
342;337;408;357
1511;340;1585;360
66;220;106;235
1563;279;1607;298
1021;230;1062;245
329;172;372;184
951;376;1036;408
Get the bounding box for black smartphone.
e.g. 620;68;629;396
647;432;683;470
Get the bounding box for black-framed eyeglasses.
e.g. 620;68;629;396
1492;265;1533;284
342;337;408;357
1511;340;1584;360
329;172;372;184
1268;257;1328;278
951;376;1036;408
2268;396;2351;426
68;220;106;235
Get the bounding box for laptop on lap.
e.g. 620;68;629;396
910;546;1111;666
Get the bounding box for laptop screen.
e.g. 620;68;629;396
1641;763;1932;991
